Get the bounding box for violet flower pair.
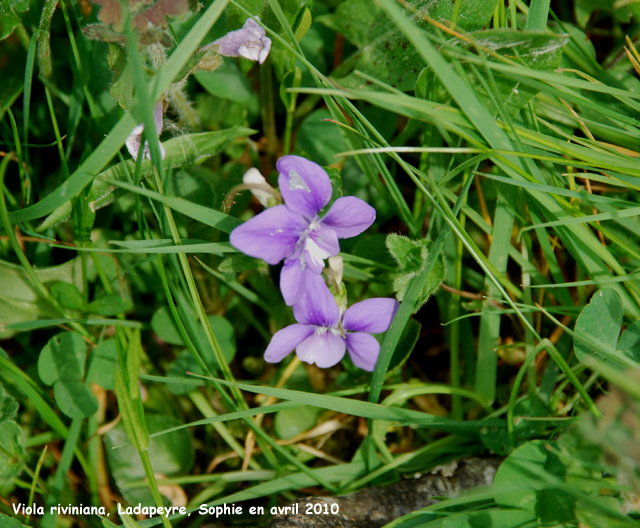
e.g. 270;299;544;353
230;155;399;371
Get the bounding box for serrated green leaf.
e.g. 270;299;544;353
386;233;428;273
0;383;18;424
319;0;452;91
387;234;445;311
0;420;24;484
108;44;135;109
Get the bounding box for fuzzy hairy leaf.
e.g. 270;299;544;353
0;421;25;484
0;383;18;424
387;234;445;312
319;0;452;91
108;44;135;110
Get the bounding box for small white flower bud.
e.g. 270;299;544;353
328;256;344;287
243;167;273;207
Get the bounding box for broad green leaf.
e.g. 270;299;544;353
455;0;500;31
275;406;318;440
166;168;216;209
618;320;640;363
87;295;133;317
0;0;31;40
194;315;237;368
493;440;555;513
195;60;257;104
574;0;630;28
166;350;204;395
156;310;236;369
457;29;569;117
104;415;194;506
39;128;255;231
514;397;549;440
480;424;511;456
0;258;83;339
53;380;99;419
50;281;85;311
151;307;184;345
295;109;348;166
0;420;25;484
38;332;88;386
573;289;623;365
0;513;28;528
87;339;117;391
319;0;452;91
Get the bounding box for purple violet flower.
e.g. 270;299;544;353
264;274;399;371
205;17;272;64
229;155;376;305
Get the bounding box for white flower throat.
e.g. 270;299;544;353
297;216;330;270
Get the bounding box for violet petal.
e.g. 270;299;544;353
277;155;332;218
264;324;314;363
296;331;346;368
346;332;380;372
292;273;339;328
322;196;376;238
210;18;271;63
229;205;307;265
343;298;399;333
280;259;309;306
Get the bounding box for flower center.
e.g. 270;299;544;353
293;216;330;271
314;326;343;337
